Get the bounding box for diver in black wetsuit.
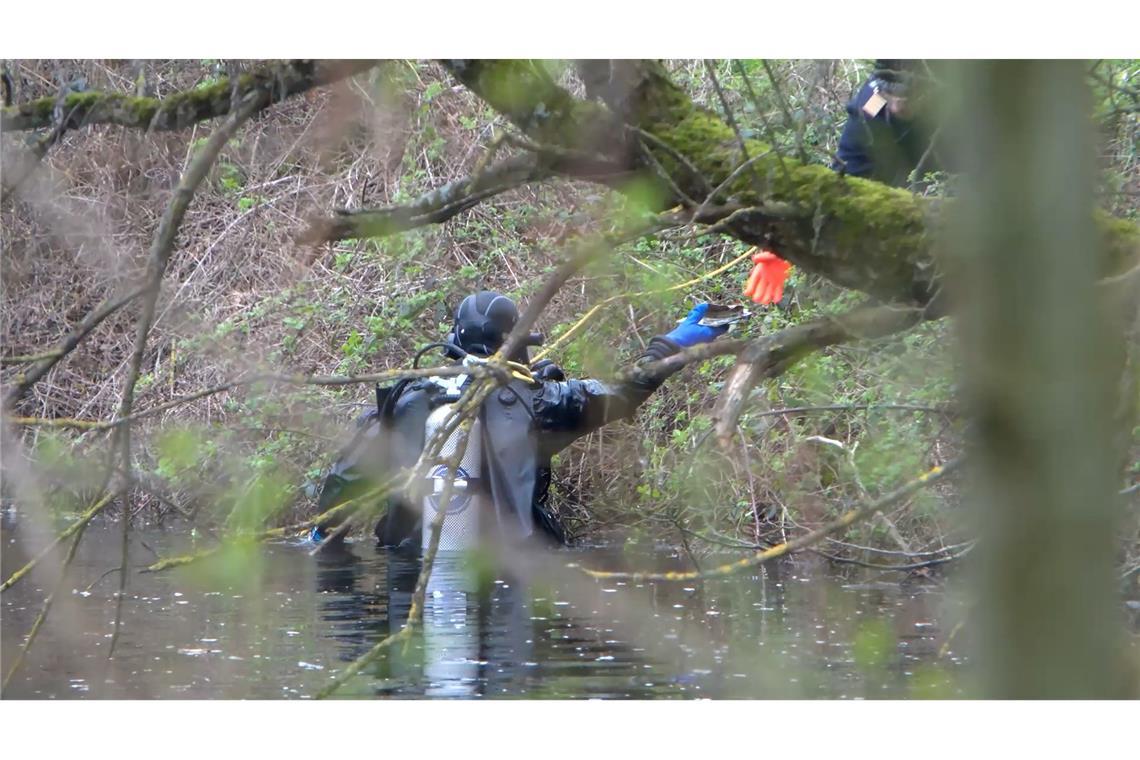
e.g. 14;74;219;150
310;291;729;551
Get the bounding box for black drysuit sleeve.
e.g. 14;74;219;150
531;335;683;448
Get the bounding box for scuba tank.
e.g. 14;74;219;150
422;401;483;552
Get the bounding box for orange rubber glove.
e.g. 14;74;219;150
743;249;791;305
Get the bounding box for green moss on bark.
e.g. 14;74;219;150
442;60;617;153
1;61;374;134
458;59;1138;304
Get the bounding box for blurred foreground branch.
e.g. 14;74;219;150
0;60;377;133
957;60;1130;698
107;93;264;659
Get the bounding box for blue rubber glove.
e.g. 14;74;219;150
664;303;729;348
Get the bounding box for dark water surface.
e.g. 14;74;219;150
2;518;970;699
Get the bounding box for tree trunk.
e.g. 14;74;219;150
953;60;1129;698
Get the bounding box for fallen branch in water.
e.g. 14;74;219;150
0;491;115;594
577;457;963;582
811;542;976;572
139;482;391;573
2;520;90;689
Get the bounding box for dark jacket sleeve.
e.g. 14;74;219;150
531;335;683;445
834;81;879;178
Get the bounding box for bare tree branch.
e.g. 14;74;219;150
300;133;633;245
4;365;474;433
3;286;147;408
708;304;929;446
105;93;265;659
300;154;550;244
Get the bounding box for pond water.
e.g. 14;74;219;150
2;517;971;699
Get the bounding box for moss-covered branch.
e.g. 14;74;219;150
1;60;377;134
447;60;1140;305
442;60;623;156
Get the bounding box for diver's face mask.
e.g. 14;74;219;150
456;324;500;356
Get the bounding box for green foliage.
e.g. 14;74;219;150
461;546;499;597
216;161;244;195
156;428;204;481
224;468;291;535
908;665;958;699
181;539;266;592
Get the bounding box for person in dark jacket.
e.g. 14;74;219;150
311;291;728;551
744;60;942;306
833;59;940;187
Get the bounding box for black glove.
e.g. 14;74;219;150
531;359;566;382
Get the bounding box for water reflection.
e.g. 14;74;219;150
2;522;969;699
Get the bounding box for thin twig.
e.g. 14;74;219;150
633;128;715;199
4;286;148;408
811;542;975;572
734;61;796;184
703;60;764;194
694;151;774;220
107;93;262;661
577;457;962;582
759;60;810;165
496;217;670;364
823;538;974;558
751;403;957;419
5;365;473;432
636;136;698;207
